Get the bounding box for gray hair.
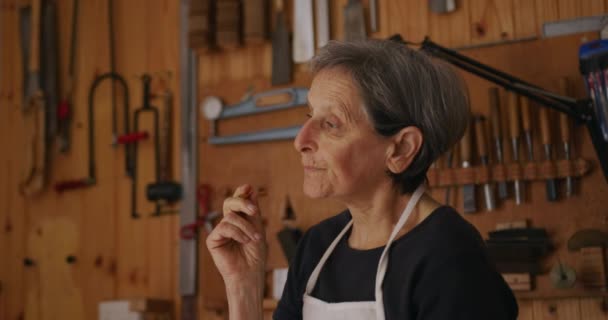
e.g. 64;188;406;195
310;39;470;194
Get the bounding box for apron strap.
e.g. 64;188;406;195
374;184;426;320
305;219;354;294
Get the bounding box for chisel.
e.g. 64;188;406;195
539;101;558;202
271;0;291;85
475;115;495;211
315;0;330;48
520;96;534;162
507;91;524;205
559;78;574;197
293;0;314;63
343;0;366;42
461;118;476;213
489;87;508;199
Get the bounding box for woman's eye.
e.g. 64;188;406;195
324;121;337;129
306;113;312;118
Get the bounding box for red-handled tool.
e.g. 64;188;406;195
180;185;218;239
117;132;149;144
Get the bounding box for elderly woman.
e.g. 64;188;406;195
206;39;518;320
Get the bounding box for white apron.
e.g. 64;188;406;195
302;184;426;320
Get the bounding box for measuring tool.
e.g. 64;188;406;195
203;87;308;145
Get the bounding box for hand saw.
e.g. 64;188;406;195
19;0;47;196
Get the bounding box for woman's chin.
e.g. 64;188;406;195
302;183;330;199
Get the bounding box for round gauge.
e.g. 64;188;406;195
550;262;576;289
201;96;223;120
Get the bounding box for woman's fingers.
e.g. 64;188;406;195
223;194;259;217
223;211;261;241
207;221;251;248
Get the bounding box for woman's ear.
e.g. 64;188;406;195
386;126;423;174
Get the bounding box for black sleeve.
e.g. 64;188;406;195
273;229;314;320
415;250;518;320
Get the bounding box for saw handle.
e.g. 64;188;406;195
117;131;149;144
54;179;92;193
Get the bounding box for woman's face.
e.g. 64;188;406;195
294;68;392;201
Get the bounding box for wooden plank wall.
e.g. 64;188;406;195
0;0;181;319
0;1;608;320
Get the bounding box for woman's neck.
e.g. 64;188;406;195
345;188;440;250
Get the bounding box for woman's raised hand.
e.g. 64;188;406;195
206;184;267;283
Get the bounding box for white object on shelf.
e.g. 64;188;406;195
273;268;289;300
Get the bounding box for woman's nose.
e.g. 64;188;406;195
294;119;317;153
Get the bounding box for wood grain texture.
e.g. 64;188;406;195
2;1;608;320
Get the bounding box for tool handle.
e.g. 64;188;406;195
520;96;531;132
539;106;551;145
558;78;571;143
117;131;149;144
474;116;488;159
460;118;473;165
30;0;41;72
54;179;90;193
507;91;520;139
488;87;501;138
58;100;70;119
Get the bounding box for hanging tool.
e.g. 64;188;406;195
19;0;47;196
559;78;574;197
41;0;59;144
146;83;183;216
489;87;508;200
474;115;495;211
411;35;605;183
131;75;161;218
271;0;291;85
539;100;558;202
243;0;267;44
57;0;79;153
460;118;476;213
204;87;308;145
315;0;330;48
428;0;456;14
54;73;131;192
369;0;378;33
293;0;314;63
520;96;534;162
277;197;303;263
180;185;220;239
216;0;242;48
507;91;524;205
343;0;366;42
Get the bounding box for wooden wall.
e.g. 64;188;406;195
1;1;608;320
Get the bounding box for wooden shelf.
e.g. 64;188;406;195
515;289;608;300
